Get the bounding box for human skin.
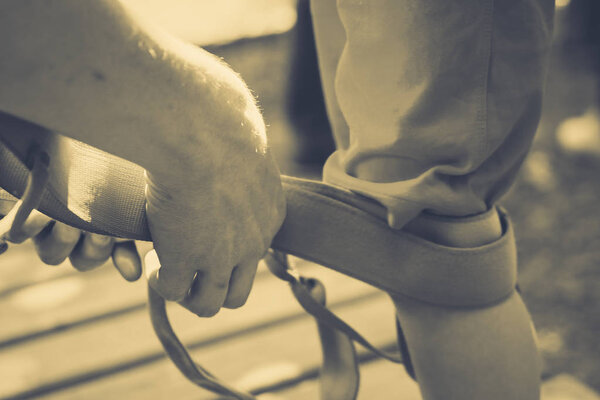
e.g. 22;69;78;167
0;0;286;315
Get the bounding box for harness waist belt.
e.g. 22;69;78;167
0;112;517;307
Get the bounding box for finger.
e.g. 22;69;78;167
6;209;53;243
223;259;259;309
119;239;153;263
69;232;114;271
144;249;196;302
112;241;142;282
129;239;154;258
179;268;231;317
33;221;81;265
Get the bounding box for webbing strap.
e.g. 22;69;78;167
265;251;402;365
148;262;361;400
301;279;360;400
275;181;517;307
0;148;49;243
266;250;363;400
0;169;362;400
148;285;257;400
0;113;519;399
0;148;50;249
0;112;517;308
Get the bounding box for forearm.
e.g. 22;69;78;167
0;0;266;182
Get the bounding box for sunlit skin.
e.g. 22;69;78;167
0;0;286;316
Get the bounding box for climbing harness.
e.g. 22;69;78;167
0;113;519;399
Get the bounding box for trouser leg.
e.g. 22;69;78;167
311;0;554;225
285;0;335;166
310;1;554;399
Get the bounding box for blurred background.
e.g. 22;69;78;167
0;0;599;398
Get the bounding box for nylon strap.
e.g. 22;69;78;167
265;251;402;364
0;112;517;308
148;258;361;400
0;148;49;243
265;250;362;400
0;113;519;399
304;279;360;400
148;285;257;399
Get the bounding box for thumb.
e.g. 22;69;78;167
144;249;194;302
144;249;162;289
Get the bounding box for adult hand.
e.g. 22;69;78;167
0;0;285;313
143;88;286;317
144;145;286;317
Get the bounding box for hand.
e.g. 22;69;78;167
144;123;286;317
0;0;284;308
4;208;142;281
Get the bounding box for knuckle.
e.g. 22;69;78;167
82;245;113;262
213;279;229;290
55;229;81;246
88;233;113;247
255;240;270;260
69;249;108;271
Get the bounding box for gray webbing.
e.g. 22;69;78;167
0;112;519;399
0;111;516;307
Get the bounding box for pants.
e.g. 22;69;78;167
309;1;554;399
311;0;554;226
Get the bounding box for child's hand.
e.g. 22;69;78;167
4;209;142;281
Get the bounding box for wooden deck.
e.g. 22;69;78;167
2;242;599;399
0;241;422;399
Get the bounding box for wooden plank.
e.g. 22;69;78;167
0;265;142;347
0;241;77;296
38;294;399;400
0;261;384;399
0;252;287;347
267;358;422;400
240;359;600;400
0;239;154;301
